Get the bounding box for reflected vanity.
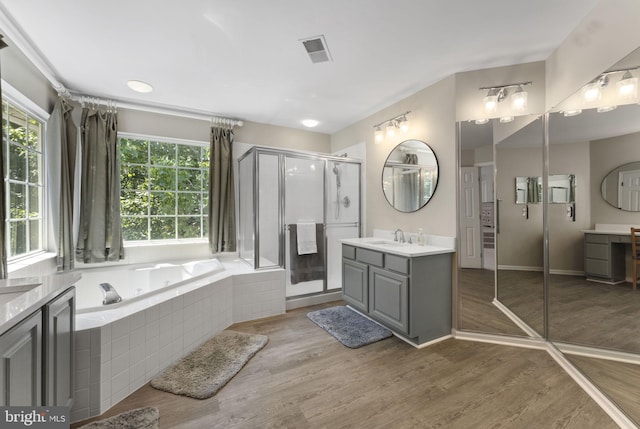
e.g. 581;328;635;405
382;140;439;212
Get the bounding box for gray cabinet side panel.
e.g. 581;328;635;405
410;253;452;341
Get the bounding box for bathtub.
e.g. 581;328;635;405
75;258;225;313
71;256;286;423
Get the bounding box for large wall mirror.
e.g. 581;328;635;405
548;47;640;423
382;140;439;212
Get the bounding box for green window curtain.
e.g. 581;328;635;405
76;107;124;263
49;98;77;270
208;126;236;253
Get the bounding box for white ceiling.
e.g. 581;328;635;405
0;0;599;134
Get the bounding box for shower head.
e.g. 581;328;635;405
333;163;341;187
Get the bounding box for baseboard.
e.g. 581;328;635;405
286;291;342;310
555;342;640;366
394;333;452;349
492;299;542;338
549;269;584;276
453;329;547;350
497;265;543;272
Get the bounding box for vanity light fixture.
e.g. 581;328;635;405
372;111;411;143
500;116;514;123
474;118;490;125
479;81;532;116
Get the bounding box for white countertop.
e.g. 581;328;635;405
583;223;640;235
0;272;81;335
341;237;455;257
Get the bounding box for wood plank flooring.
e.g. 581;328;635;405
73;302;615;429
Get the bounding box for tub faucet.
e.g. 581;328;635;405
100;283;122;305
394;228;405;243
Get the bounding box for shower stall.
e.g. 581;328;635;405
237;147;361;298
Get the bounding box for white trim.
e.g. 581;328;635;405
492;298;542;338
453;329;548;350
286;291;342;310
2;79;49;121
497;265;543;272
474;161;494;167
556;342;640;366
117;132;208;148
549;269;584;276
394;333;452;349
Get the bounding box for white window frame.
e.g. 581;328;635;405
2;80;49;263
118;132;210;244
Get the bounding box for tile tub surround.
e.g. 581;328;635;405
71;263;285;423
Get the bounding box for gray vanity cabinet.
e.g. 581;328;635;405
45;287;75;407
342;244;452;345
0;309;43;406
0;286;75;407
584;233;627;283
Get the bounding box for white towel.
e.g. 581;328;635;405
296;223;317;255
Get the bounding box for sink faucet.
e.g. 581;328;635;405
394;228;405;243
100;283;122;305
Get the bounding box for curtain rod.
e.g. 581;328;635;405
0;7;243;127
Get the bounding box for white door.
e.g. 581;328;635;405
460;167;482;268
619;169;640;211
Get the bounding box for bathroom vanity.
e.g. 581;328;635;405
0;273;80;407
583;224;639;284
341;236;454;346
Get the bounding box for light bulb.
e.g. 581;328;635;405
386;121;396;138
483;94;498;114
617;71;638;99
398;116;409;133
582;82;601;103
511;86;527;112
374;126;383;144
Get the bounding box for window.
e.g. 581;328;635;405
119;136;210;241
3;99;44;258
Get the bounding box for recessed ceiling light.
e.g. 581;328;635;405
301;119;319;128
127;80;153;93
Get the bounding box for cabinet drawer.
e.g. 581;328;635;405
585;243;609;260
342;244;356;260
356;248;383;267
385;254;409;274
585;234;609;244
585;258;610;277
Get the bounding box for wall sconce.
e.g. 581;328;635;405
479;81;532;117
617;70;638;99
373;111;411;144
582;66;640;106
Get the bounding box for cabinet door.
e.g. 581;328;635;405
369;267;408;334
0;310;42;406
342;259;368;313
45;287;75;407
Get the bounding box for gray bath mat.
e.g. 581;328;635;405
79;407;159;429
307;306;392;348
150;330;268;399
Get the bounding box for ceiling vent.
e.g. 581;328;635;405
301;35;332;64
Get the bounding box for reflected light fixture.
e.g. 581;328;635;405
479;81;531;117
562;109;582;117
372;111;411;143
597;105;617;113
474;118;490;125
500;116;514;123
582;75;608;103
617;70;638;99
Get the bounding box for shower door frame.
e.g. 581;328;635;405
237;146;363;296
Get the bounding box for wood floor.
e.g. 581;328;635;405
73;301;615;429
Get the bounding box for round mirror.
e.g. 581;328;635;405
382;140;439;212
601;161;640;211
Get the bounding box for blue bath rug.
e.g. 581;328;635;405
307;306;392;348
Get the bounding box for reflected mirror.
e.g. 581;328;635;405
548;47;640;424
601;161;640;211
515;176;543;204
382;140;438;212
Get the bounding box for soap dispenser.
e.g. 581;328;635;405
417;228;425;246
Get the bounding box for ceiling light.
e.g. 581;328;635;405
474;118;490;125
597;105;617;113
511;86;528;112
500;116;514;123
301;119;319;128
372;111;411;143
562;109;582;117
617;70;638;99
127;80;153;93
